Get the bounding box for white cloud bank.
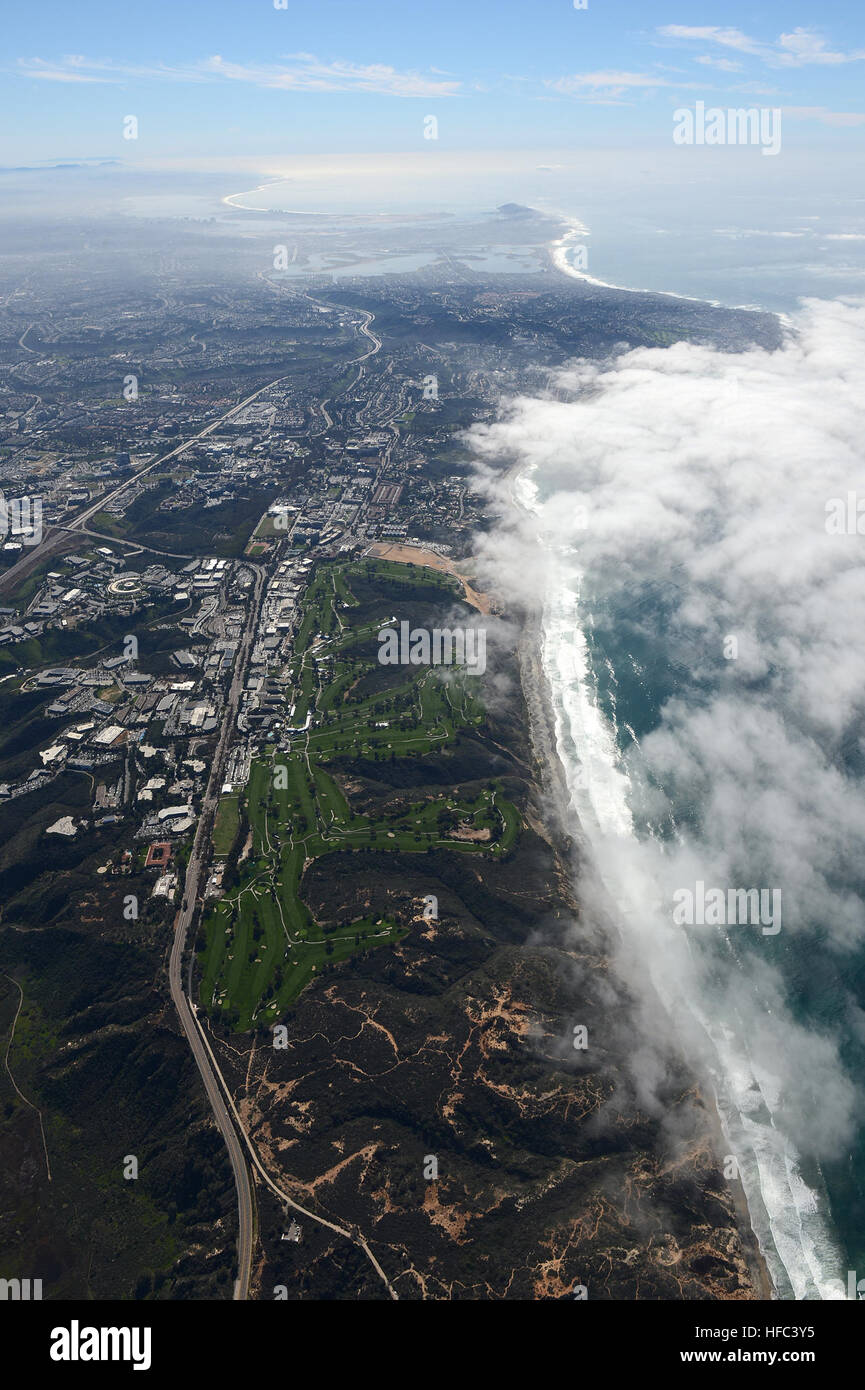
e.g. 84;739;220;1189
465;301;865;1286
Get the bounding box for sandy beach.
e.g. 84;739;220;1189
365;540;494;614
517;598;776;1300
368;521;775;1298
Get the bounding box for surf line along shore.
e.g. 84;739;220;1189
516;589;774;1300
367;529;773;1296
495;448;774;1298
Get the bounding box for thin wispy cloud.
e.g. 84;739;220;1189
658;25;865;69
201;54;461;97
695;56;743;73
17;55;213;84
545;70;702;102
15;53;462;97
17;57;119;84
784;105;865;128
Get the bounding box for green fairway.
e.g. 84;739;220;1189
199;558;520;1031
212;795;240;856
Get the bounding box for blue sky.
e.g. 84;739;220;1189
3;0;865;164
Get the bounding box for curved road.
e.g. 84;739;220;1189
7;304;386;1294
190;1004;398;1299
168;564;264;1301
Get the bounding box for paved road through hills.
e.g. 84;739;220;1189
168;563;264;1301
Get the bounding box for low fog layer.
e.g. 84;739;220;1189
466;299;865;1214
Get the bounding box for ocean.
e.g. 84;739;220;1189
510;465;863;1299
113;155;865;1296
214;152;865;315
231;153;865;1295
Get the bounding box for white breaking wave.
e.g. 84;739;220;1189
513;464;848;1302
549;215;727;307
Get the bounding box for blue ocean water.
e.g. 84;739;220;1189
583;585;865;1294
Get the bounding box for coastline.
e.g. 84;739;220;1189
546;215;789;320
515;594;777;1301
344;530;775;1296
547;215;726;307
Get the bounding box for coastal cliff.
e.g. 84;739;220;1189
206;574;772;1299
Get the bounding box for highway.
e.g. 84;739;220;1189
168;563;264;1301
188;995;399;1300
1;303;382;600
1;359;296;1296
3;355;283;1300
0;368;298;598
7;306;389;1296
0;372;282;1292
